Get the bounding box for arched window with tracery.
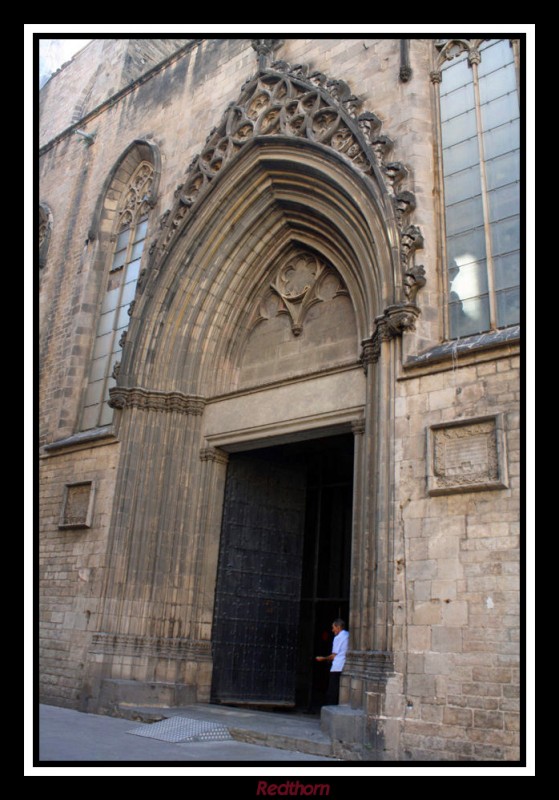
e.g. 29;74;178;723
433;38;520;339
81;159;154;430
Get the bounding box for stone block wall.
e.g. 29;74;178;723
39;441;119;707
392;349;521;760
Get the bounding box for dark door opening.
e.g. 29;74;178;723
211;433;353;709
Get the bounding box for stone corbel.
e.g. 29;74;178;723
361;304;421;372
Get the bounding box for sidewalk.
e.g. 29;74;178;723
37;704;338;763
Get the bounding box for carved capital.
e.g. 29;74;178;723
360;335;381;371
108;386;206;415
351;418;366;436
430;69;442;84
200;447;229;465
361;304;421;371
468;49;481;66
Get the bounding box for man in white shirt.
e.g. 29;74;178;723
316;619;349;705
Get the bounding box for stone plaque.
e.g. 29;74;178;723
59;481;95;529
427;416;508;495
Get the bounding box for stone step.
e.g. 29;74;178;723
116;703;334;758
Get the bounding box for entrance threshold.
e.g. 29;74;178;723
115;702;336;759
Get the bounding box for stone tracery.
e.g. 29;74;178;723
150;60;425;328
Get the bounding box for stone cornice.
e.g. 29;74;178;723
108;386;206;415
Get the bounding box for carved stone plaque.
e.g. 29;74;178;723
427;416;508;495
59;482;95;529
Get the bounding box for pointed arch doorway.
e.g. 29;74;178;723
210;432;354;709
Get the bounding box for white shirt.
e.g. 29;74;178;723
330;629;349;672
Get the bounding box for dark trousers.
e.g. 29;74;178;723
326;671;341;705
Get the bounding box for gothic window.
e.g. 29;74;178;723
81;161;153;430
436;39;520;339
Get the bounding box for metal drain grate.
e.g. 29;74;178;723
127;716;232;744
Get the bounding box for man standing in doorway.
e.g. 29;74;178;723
316;619;349;705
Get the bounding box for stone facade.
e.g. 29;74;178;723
38;38;522;761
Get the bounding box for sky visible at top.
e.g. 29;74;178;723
39;39;92;88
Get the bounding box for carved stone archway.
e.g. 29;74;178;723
87;60;425;757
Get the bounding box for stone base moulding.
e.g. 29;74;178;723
426;414;509;495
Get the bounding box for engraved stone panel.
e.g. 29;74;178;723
59;482;95;529
427;416;508;495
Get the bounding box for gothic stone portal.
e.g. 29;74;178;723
211;434;353;708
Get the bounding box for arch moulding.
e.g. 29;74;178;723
90;60;423;755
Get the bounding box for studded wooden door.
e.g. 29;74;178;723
211;452;306;705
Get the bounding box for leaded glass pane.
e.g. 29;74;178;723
92;332;113;360
441;137;479;176
480;92;519;133
445;195;484;237
440;51;470;94
440;83;475;121
125;258;142;284
82;405;100;431
111;248;127;270
491;215;520;256
84;379;104;407
449;259;489;302
116;304;130;329
121;280;137;306
447;227;487;270
116;228;131;252
494;253;520;291
130;241;144;261
479;62;518;105
496;286;520;327
483;120;520;161
444;163;483;205
97;310;116;336
101;286;120;314
485;150;520;191
133;218;148;242
488;183;520;224
89;356;109;382
449;294;490;338
478;39;514;76
441;108;478;148
99;399;114;426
